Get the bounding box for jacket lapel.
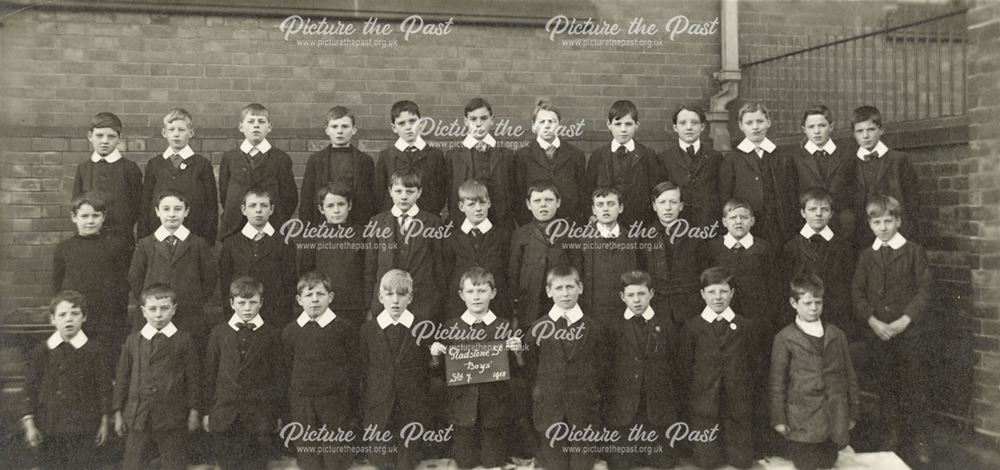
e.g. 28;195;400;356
171;238;191;265
800;150;823;181
529;143;551;171
154;239;173;262
459;148;474;180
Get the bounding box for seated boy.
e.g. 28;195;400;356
578;187;638;319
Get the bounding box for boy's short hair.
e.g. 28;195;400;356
380;269;413;294
459;266;495;290
608;100;638;122
155;189;189;208
162;108;194;128
230;276;264;300
651;180;682;203
700;266;733;288
865;194;902;220
619;270;652;292
316;181;353;205
389;171;422;189
546;265;580;286
799;187;833;210
140;283;176;306
800;105;834;127
325;106;356;126
296;271;332;295
737;102;770;121
50;290;86;316
852;105;883;128
390;100;421;122
671;104;707;125
70;192;107;215
464;98;493;117
527;180;561;201
240;103;269;121
531;97;561;122
789;273;825;300
592;186;623;203
458;179;490;203
722;198;754;217
242;187;273;204
90;112;123;135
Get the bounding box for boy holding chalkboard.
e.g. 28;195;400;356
430;267;522;469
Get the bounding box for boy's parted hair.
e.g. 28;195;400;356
389;171;422;189
700;266;733;289
162;108;194;128
50;290;86;316
671;104;707;125
790;273;825;300
230;276;264;300
737;101;770;121
722;198;754;217
608;100;638;123
531;97;561;122
390;100;421;122
464;97;493;117
799;187;834;210
591;186;623;203
546;265;581;286
380;269;413;294
800;104;834;127
865;194;903;219
852;105;883;128
297;271;332;295
155;189;189;208
316;181;353;206
651;180;682;203
326;106;356;126
619;270;652;292
526;180;560;201
242;187;273;205
459;266;495;290
140;283;177;307
90;111;123;135
458;179;490;203
240;103;269;121
71;192;107;215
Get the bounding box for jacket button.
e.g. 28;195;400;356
883;306;891;312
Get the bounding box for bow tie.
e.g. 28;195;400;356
235;322;257;331
862;151;878;161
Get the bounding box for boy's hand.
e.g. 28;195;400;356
774;424;788;434
887;315;912;336
430;342;447;356
95;421;109;446
506;336;523;352
868;317;893;341
187;409;199;432
202;415;211;432
114;411;126;437
22;418;41;447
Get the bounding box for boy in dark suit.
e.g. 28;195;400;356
128;191;217;350
578;187;638;319
852;195;932;465
514;98;587;224
585;100;662;229
21;291;112;470
139;108;219;243
606;270;678;469
203;276;286;470
447;97;516;229
782;187;856;339
679;267;761;469
283;271;359;470
851;105;920;248
218;188;297;326
375;100;448;216
72;111;143;244
299;106;376;227
113;283;200;470
659;104;723;230
793;105;856;237
359;270;433;470
364;171;445;322
218;103;298;241
441;180;511;318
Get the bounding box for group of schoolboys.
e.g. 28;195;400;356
20;96;930;470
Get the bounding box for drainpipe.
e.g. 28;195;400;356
709;0;741;152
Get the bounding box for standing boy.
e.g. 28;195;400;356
514;98;587;224
375;100;448;215
578;187;638;319
792;105;856;237
659;105;723;230
447;97;516;229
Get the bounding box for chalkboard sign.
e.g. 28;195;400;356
444;341;510;386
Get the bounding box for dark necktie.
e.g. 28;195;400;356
631;316;648;336
150;332;166;356
169;154;183;169
814;150;828;158
398;214;410;241
615;146;628;160
810;234;824;244
863;151;878;162
685;145;697;159
166;235;178;255
712;318;729;337
386;323;406;354
731;243;745;252
253;231;266;242
470;228;482;239
475;141;488;152
236;322;255;356
880;246;893;264
57;342;73;352
235;322;256;331
545;146;556;159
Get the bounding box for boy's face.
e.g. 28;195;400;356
296;284;332;319
738;110;770;144
230;294;262;322
532;109;560;142
801;199;833;231
652;189;684;225
51;301;86;340
607;114;638;144
464;107;494;140
790;291;823;323
458;279;496;316
391;111;421;144
320;193;351;224
378;287;413;317
620;284;653;316
802;114;832;146
389;183;421;212
162;119;194;151
527;189;560;222
868;213;901;242
239;113;271;145
88;127;120;157
141;296;176;330
241;194;273;229
853;118;883;151
71;203;105;236
155;196;189;231
672;110;705;144
546;275;582;310
326;116;357;147
722;207;755;239
459;198;490;226
592;194;623;226
701;282;734;314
